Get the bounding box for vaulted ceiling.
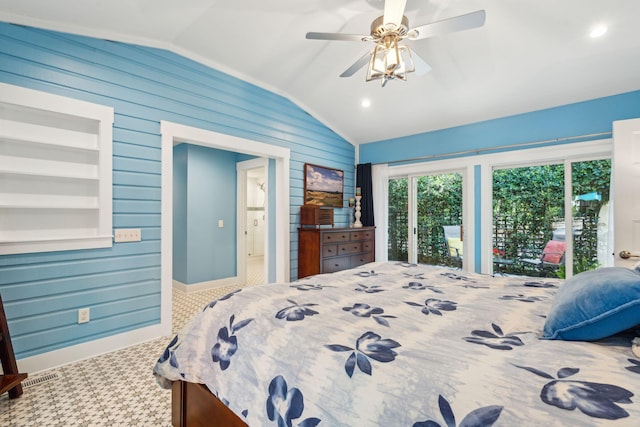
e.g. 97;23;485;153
1;0;639;145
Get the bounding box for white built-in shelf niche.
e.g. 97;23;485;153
0;83;114;255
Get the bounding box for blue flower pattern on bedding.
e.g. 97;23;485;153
499;294;543;303
516;365;634;420
403;272;426;279
266;375;320;427
523;281;558;288
205;288;241;310
157;335;180;368
440;272;475;282
211;314;254;370
413;394;503;427
405;298;457;316
464;323;524;350
275;299;319;321
289;283;333;291
342;303;396;327
153;262;640;426
627;359;640;374
403;281;444;293
354;283;385;293
326;331;401;377
354;270;378;278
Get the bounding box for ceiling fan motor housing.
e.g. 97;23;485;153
371;15;409;40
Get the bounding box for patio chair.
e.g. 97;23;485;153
521;240;566;275
443;225;463;266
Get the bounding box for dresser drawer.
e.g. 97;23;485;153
322;232;350;243
350;230;374;241
351;252;374;268
322;244;338;258
362;240;373;253
338;242;362;255
323;256;351;273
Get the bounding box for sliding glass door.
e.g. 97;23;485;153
388;178;408;262
492;159;610;278
388;172;463;267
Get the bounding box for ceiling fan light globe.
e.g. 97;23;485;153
398;45;415;74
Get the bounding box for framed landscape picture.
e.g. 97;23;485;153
304;163;344;208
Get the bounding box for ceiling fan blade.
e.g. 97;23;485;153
340;52;372;77
408;10;486;40
383;0;408;27
306;32;369;42
412;51;432;76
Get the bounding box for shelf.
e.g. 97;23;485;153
0;169;99;181
0;83;113;255
0;235;114;255
0;118;99;151
0;204;99;210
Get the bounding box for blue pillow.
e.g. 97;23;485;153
542;266;640;340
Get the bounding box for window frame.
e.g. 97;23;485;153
386;138;611;275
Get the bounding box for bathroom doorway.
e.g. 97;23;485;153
237;158;267;285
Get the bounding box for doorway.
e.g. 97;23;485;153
160;121;290;336
237;159;267;286
387;171;465;268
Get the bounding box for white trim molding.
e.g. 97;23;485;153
160;121;290;336
18;324;165;374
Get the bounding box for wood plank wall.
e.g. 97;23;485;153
0;22;354;360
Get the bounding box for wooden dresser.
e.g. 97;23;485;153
298;227;375;279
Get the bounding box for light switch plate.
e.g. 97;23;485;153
114;228;142;242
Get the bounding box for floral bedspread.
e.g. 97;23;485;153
154;262;640;427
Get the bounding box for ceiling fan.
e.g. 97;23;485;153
306;0;485;86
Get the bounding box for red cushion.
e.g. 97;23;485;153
542;240;566;264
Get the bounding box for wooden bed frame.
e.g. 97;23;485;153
171;380;248;427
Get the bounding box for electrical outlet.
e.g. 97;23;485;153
78;308;90;324
113;228;142;242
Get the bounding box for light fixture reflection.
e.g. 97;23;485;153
590;25;607;38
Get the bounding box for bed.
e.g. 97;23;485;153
154;262;640;426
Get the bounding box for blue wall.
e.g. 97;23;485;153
360;90;640;165
186;144;237;283
173;144;189;283
0;22;355;360
173;144;238;284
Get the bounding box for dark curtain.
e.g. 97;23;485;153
356;163;375;226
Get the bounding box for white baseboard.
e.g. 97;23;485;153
17;323;166;374
17;277;240;374
172;276;239;293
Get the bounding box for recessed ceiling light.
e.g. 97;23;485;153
589;25;607;38
361;99;371;108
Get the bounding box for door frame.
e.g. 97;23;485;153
613;118;640;267
390;159;474;271
237;158;268;286
160;121;290;335
480;139;612;276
